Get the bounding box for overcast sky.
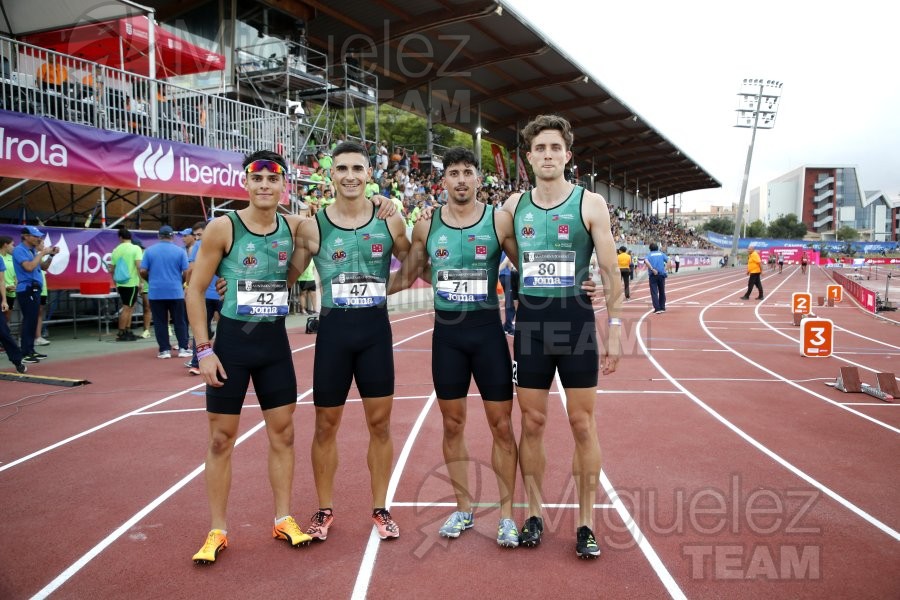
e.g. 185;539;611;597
505;0;900;212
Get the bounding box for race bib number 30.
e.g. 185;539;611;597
332;272;387;307
436;269;488;303
522;251;576;287
236;280;289;316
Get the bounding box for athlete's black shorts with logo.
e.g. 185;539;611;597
206;316;297;414
513;294;599;389
313;305;394;407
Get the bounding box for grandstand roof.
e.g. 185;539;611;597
294;0;721;198
4;0;721;198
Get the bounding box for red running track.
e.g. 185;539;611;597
1;265;898;599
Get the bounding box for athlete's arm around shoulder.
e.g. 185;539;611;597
186;216;230;343
498;192;523;216
494;208;519;267
386;212;411;261
389;217;429;294
287;216;318;286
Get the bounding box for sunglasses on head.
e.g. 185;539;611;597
245;160;286;175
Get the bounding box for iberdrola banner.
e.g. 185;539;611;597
0;224;171;290
0;109;254;200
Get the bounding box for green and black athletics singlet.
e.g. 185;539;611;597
314;205;393;309
218;211;293;322
513;186;593;298
427;204;501;312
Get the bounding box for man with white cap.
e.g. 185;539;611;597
13;225;57;363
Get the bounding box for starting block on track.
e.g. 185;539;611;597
0;372;90;387
792;311;816;326
825;367;896;402
826;367;862;392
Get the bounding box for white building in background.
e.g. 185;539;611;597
758;165;895;241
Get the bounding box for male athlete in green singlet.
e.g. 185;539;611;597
500;115;623;559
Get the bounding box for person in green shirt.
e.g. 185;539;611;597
107;227;144;341
0;236;16;322
317;150;333;177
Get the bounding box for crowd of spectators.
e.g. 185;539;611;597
299;142;715;251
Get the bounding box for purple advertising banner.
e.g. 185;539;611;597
0;109;252;200
0;224;181;290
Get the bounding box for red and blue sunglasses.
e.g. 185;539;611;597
245;160;286;175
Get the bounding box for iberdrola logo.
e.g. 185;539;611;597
133;143;175;187
41;233;71;275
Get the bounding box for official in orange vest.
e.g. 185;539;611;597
740;242;764;300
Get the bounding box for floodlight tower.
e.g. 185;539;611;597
730;78;783;266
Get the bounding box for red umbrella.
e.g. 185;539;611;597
23;16;225;79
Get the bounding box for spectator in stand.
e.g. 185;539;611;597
410;150;420;172
37;55;68;92
140;225;191;359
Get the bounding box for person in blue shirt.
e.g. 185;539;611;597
184;221;222;374
140;225;190;359
13;226;57;362
643;242;670;314
0;256;26;373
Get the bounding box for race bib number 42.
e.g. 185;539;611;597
522;251;575;287
332;272;387;307
236;280;289;316
436;269;488;303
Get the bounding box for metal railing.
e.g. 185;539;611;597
1;34;292;161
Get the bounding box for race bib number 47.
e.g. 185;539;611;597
236;280;289;316
332;272;387;307
522;250;575;287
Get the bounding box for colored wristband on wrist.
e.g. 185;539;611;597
608;318;622;326
197;348;215;360
196;341;212;353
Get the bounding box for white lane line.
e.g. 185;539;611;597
555;374;686;600
640;316;900;542
351;390;437;600
389;501;616;509
0;385;205;473
30;388;312;600
725;277;900;433
28;315;436;599
2;312;435;473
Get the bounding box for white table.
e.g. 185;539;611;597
69;292;120;340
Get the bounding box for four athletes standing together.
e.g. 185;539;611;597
185;114;624;565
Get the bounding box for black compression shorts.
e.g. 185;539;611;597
432;309;513;401
313;305;394;407
206;316;297;415
513;294;599;389
117;286;139;307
